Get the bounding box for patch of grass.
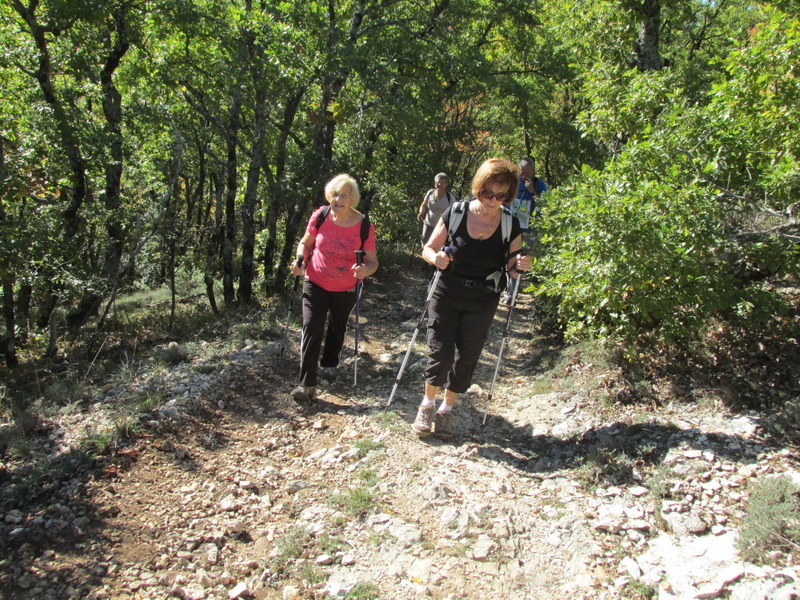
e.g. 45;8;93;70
299;562;325;585
135;390;163;413
440;541;470;557
574;443;637;488
737;475;800;565
229;310;282;345
645;463;676;502
41;379;79;408
356;468;379;487
621;578;656;599
526;377;560;395
372;410;404;431
354;439;383;458
366;532;384;546
9;437;31;458
112;411;143;439
766;397;800;444
270;526;311;575
315;533;346;555
328;487;375;517
345;582;381;600
83;428;117;455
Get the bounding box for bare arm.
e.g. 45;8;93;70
422;219;452;269
290;229;316;275
417;193;429;221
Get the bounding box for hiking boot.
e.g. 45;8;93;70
291;385;315;402
434;410;453;439
412;403;435;436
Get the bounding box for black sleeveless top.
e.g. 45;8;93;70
441;204;521;281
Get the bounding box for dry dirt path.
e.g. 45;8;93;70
1;263;798;600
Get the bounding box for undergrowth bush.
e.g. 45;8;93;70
737;475;800;564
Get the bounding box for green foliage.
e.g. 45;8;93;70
534;6;800;358
356;468;379;487
328;486;375;518
765;397;800;444
354;438;383;458
621;579;656;600
1;0;798;375
345;582;381;600
737;475;800;564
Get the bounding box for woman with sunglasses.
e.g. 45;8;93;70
412;158;531;439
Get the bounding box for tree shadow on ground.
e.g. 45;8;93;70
452;401;769;480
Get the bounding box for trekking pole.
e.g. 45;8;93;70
353;250;366;388
280;257;304;358
483;258;525;425
386;246;452;408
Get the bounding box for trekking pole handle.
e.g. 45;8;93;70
355;249;365;265
432;245;453;270
294;256;304;268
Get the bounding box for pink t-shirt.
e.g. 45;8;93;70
305;206;377;292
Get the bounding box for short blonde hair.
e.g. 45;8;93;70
324;174;360;206
471;158;518;201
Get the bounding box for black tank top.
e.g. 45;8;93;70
441;204;521;281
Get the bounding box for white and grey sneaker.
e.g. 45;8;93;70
291;386;316;402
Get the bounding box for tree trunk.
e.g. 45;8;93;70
11;0;89;241
0;130;17;367
16;280;32;345
237;93;267;305
635;0;664;71
262;87;306;291
204;169;224;315
1;273;17;368
222;88;242;307
68;9;131;331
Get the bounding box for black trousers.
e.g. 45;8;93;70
299;280;356;387
425;277;499;394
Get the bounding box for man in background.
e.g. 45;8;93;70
510;156;548;235
502;157;548;303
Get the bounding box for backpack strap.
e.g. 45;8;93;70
315;205;331;231
315;205;370;251
500;205;512;248
446;201;468;247
359;214;370;250
448;201;512;248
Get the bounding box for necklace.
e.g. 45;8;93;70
470;202;488;217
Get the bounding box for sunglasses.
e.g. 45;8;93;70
479;189;508;202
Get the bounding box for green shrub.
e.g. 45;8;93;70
737;475;800;564
345;582;381;600
328;487;375;517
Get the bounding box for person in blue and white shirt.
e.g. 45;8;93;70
510;156;548;234
501;157;548;303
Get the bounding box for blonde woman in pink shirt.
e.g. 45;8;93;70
290;174;378;402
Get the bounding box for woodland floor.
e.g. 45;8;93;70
0;257;798;600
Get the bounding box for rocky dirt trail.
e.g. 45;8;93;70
1;263;799;600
